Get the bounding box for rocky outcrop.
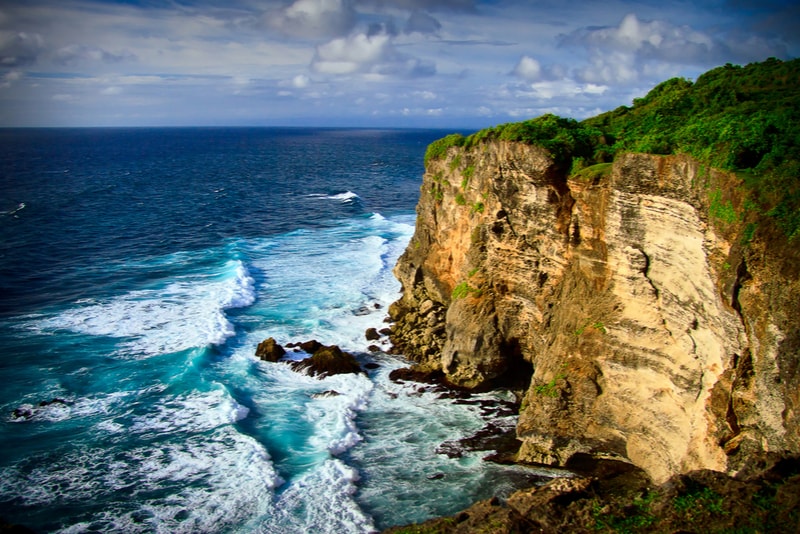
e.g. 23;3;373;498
382;454;800;533
389;140;800;483
255;338;364;377
255;337;286;362
290;344;363;377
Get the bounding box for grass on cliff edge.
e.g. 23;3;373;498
425;57;800;241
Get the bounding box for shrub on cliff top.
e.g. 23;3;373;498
424;133;465;165
586;57;800;239
427;57;800;239
457;114;602;169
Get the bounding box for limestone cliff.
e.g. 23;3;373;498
389;140;800;483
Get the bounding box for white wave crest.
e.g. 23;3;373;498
31;259;256;357
327;191;360;202
306;191;361;203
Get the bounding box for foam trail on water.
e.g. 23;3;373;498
241;213;414;351
327;191;360;202
26;258;256;357
259;459;375;533
0;385;281;534
306;191;361;203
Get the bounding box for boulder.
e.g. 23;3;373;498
365;327;381;341
298;339;323;354
255;337;286;362
290;344;362;377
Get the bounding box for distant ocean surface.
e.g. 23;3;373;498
0;128;541;533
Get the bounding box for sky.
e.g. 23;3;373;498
0;0;797;128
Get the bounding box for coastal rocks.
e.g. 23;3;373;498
255;338;364;377
255;337;286;362
383;454;800;533
389;139;800;483
10;398;69;421
290;344;363;377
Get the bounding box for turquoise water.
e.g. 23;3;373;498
0;128;542;533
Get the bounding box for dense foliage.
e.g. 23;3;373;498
586;57;800;239
428;58;800;239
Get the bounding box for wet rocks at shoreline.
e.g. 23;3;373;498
255;337;364;377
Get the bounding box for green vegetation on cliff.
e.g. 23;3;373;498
428;58;800;239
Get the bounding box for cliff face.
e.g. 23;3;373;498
389;140;800;483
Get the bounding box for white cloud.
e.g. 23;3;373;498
54;44;136;65
512;55;541;81
569;13;713;56
267;0;357;39
563;12;789;83
0;69;21;88
292;74;310;88
576;51;639;84
413;90;436;100
524;79;609;99
311;30;434;78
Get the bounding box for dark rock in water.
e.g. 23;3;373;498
298;340;323;354
255;337;286;362
365;327;381;341
364;362;381;370
311;390;342;398
11;397;69;420
388;366;445;385
38;398;68;408
367;345;382;353
379;327;392;336
11;407;33;420
0;518;36;534
427;472;445;480
290;344;363;377
11;398;71;421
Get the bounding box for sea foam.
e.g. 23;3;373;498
30;258;256;357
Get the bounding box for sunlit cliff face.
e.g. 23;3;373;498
391;141;800;483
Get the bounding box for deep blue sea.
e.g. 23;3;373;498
0;128;545;533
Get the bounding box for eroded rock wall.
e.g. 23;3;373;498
389;141;800;483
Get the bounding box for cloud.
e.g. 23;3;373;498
0;69;22;88
412;90;436;100
0;31;45;68
292;74;310;88
564;13;714;61
404;11;442;34
576;51;640;84
356;0;476;11
54;44;136;66
311;30;435;78
563;12;789;82
267;0;357;39
522;79;608;100
512;55;541;81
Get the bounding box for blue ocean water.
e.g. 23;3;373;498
0;128;546;533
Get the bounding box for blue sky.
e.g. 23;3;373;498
0;0;797;127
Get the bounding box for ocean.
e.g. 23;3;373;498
0;128;545;533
